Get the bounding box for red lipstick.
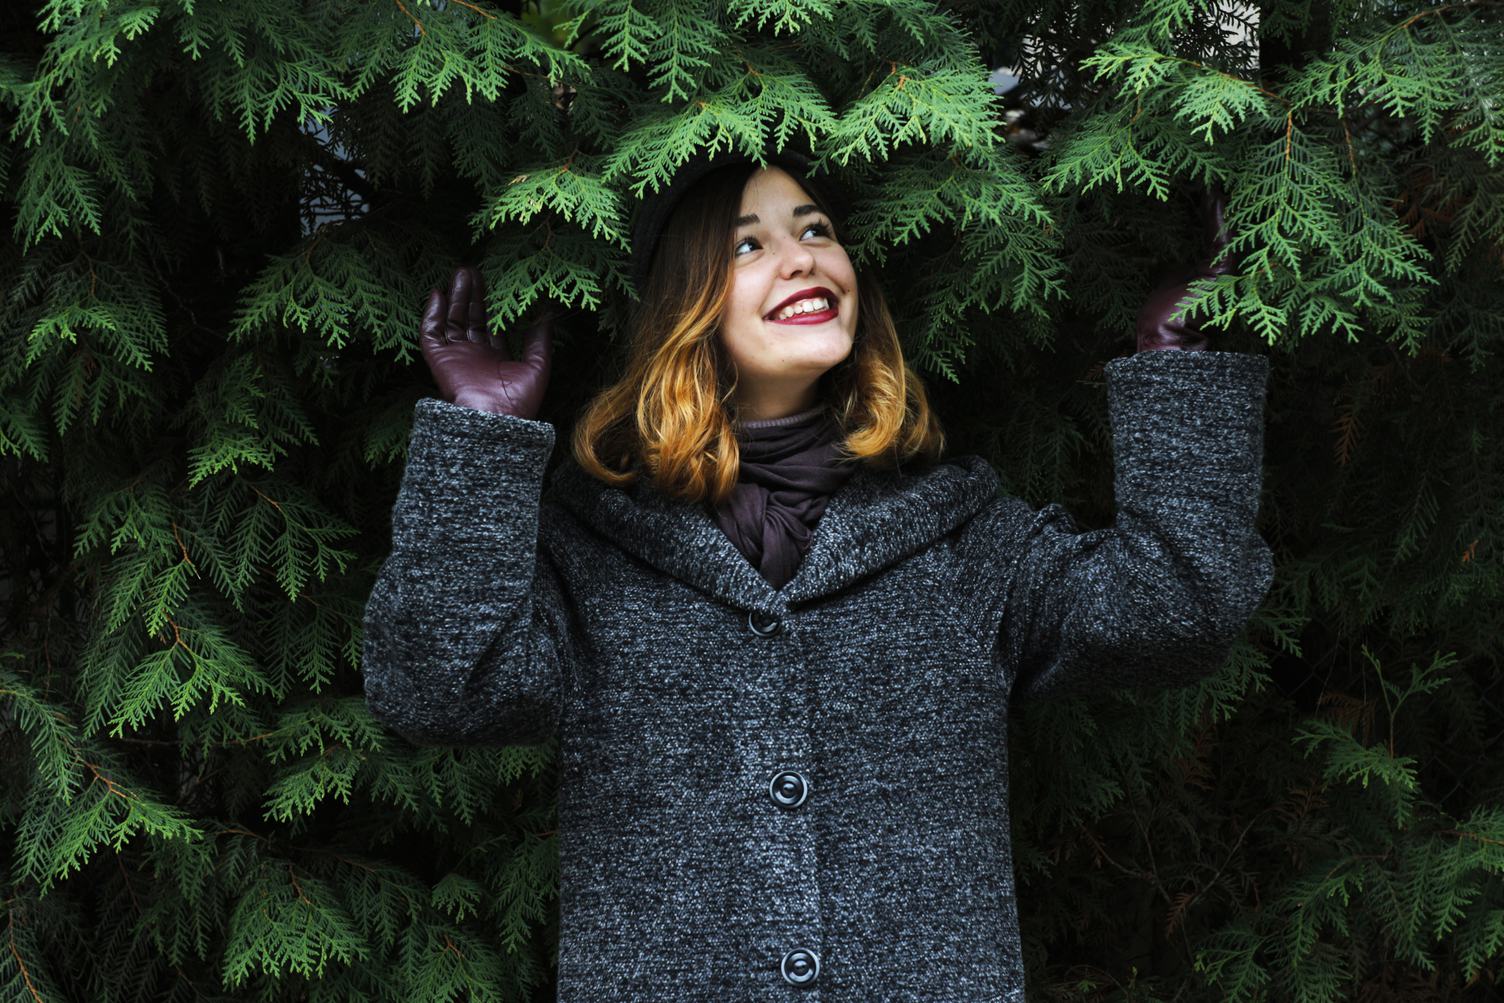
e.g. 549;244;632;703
765;286;838;324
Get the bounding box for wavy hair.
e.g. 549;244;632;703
571;161;947;507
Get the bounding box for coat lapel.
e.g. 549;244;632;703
545;454;1000;611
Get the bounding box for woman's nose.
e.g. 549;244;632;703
776;240;816;276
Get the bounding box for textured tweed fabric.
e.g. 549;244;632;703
361;349;1275;1001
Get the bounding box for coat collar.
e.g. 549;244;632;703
544;452;1000;612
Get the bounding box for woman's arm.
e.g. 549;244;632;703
981;350;1274;702
361;397;574;745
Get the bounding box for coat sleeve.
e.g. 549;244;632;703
983;350;1275;703
360;397;575;746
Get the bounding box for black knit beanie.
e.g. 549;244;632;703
628;141;850;297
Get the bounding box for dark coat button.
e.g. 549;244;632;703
769;770;810;809
747;610;782;636
780;947;820;985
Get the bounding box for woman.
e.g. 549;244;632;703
361;146;1274;1000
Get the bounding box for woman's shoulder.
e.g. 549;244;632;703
878;451;1001;499
538;454;671;554
834;451;1004;541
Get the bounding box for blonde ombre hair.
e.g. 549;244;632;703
571;162;946;507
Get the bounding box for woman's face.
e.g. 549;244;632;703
719;166;858;421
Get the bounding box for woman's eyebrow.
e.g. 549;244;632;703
735;203;821;227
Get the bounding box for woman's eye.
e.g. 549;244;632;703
734;221;834;256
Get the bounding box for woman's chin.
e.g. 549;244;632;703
784;317;854;351
802;337;857;372
780;328;852;354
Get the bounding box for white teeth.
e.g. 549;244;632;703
772;296;831;321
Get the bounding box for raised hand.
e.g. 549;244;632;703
418;265;556;419
1135;183;1241;352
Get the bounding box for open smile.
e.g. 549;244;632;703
767;304;839;325
765;286;840;325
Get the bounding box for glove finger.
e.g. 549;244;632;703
464;267;490;345
446;268;473;343
518;314;554;381
420;287;448;366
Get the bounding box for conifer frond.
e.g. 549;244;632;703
1040;101;1211;200
725;0;833;37
601;49;837;196
1193;922;1271;1002
221;864;368;983
12;741;199;893
0;397;49;461
1232;125;1348;278
845;146;1055;260
1458;906;1504;984
13;142;106;251
493;829;558;955
1330;169;1438;308
229;224;440;354
645;1;725;101
825;58;999;164
1291;719;1419;828
0;661;85;803
479;226;624;323
382;922;518;997
431;870;486;922
183;354;319;486
1079;24;1268;143
261;598;366;691
580;0;663;73
387;3;589;109
263;731;367;822
474;154;628;245
117;602;264;729
1288;9;1503;165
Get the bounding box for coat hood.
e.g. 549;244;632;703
543;453;1002;610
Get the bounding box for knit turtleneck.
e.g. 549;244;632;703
737;404;830;430
709;402;858;589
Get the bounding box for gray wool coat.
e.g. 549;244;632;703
361;348;1275;1002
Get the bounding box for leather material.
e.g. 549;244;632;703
418;265;556;418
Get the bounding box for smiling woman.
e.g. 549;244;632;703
375;136;1274;1003
570;147;948;508
720;166;860;422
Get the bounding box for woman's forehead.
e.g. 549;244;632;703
739;166;817;214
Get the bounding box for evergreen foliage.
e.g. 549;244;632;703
1;0;1501;1000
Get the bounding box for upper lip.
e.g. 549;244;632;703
765;286;836;320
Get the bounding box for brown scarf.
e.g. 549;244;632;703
709;403;858;589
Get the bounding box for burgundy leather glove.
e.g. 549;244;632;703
419;265;556;419
1135;184;1239;352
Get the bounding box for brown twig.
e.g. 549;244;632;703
394;0;425;36
81;759;136;802
1442;828;1504;848
450;0;496;18
170;521;198;573
7;907;45;1002
248;482;283;512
